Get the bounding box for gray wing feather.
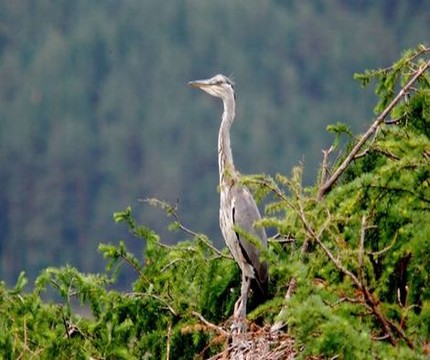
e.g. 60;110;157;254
231;186;268;285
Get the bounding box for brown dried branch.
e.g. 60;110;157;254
317;59;430;200
191;311;229;337
271;277;297;333
355;218;399;346
268;233;296;244
320;145;334;188
384;116;405;125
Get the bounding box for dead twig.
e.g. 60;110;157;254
192;311;229;337
384;116;405;125
127;292;178;316
320;145;334;188
367;233;397;257
271;277;297;333
268;233;296;244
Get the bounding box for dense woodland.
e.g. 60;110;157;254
0;1;430;359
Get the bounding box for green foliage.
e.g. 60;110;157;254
267;45;429;358
0;206;239;358
354;44;430;114
327;122;353;149
240;44;429;358
286;294;372;359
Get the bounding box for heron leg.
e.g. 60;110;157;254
232;272;250;333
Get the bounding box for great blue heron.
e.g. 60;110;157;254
189;74;269;326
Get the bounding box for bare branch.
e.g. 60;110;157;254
327;296;363;307
384;116;404;125
192;311;229;337
127;292;178;316
367;233;397;257
268;234;296;244
354;127;380;159
320;145;334;188
372;334;391;342
271;277;297;333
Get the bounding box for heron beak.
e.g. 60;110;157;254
188;79;212;88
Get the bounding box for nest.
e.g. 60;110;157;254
188;278;300;359
205;323;296;360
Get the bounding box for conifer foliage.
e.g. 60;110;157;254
0;45;429;359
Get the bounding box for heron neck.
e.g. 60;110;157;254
218;95;236;185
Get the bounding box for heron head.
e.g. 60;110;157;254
189;74;234;100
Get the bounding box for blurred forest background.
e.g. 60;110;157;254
0;1;429;286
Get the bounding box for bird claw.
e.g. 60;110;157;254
231;295;248;336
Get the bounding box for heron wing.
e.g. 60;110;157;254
231;185;269;286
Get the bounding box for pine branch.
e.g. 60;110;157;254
296;203;415;348
318;59;430;200
142;198;232;259
243;176;291;204
127;292;178;316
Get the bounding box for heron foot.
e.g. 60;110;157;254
231;297;247;335
230;317;247;335
233;296;247;319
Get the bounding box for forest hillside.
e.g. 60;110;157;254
0;1;429;287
